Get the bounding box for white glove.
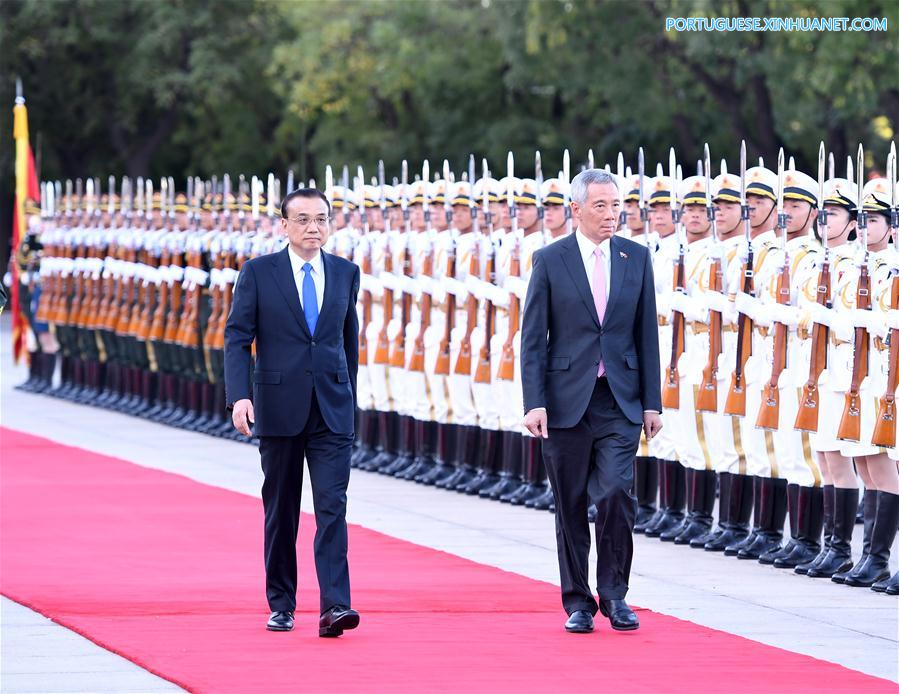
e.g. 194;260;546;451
734;292;767;326
379;271;397;291
444;277;470;301
887;311;899;332
705;291;730;315
848;308;875;332
770;303;801;329
418;276;435;296
489;285;510;308
807;301;834;328
430;282;448;304
830;314;854;343
504;276;529;300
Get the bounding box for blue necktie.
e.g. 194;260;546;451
302;262;318;334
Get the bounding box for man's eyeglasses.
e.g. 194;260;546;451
286;215;331;228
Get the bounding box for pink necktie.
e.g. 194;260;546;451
592;248;607;377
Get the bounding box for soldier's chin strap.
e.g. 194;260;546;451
756;198;777;230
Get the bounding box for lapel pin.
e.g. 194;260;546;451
619;251;628;259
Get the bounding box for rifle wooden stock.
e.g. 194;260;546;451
497;242;521;382
389;242;412;368
872;273;898;447
136;255;159;342
163;259;183;344
838;264;871;442
211;252;236;351
795;259;832;432
374;248;394;365
474;249;495;385
725;257;755;416
434;244;456;376
696;256;723;412
149;249;172;343
756;263;791;430
455;241;481;376
661;253;686;410
203;253;224;352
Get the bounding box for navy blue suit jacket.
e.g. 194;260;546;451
224;247;360;437
520;233;662;429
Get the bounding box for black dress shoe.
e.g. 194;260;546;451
266;611;294;631
564;610;594;633
319;606;360;637
598;598;639;631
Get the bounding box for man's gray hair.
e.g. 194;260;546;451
570;169;619;205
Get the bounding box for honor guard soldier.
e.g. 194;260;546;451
727;163;791;560
798;175;862;577
828;173;899;588
696;166;756;551
658;173;718;544
639;172;687;538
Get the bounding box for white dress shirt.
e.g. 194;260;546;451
287;246;325;312
575;229;611;301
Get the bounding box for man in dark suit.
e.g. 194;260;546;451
521;169;662;634
225;188;361;637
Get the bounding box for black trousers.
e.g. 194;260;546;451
542;377;642;614
259;391;354;614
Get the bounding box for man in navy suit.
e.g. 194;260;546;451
225;188;361;637
521;169;663;634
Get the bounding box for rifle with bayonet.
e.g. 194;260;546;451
872;141;897;447
725;142;754;417
756;149;790;431
357;166;373;367
697;144;722;412
408;161;433;374
389;161;412;369
795;142;831;432
498;151;519;382
662;149;685;410
435;159;456;376
837;145;871;442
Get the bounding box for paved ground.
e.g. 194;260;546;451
1;315;896;691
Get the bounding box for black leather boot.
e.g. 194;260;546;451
199;382;227;434
505;436;548;505
774;485;824;568
399;419;436;480
35;352;57;393
645;460;686;538
738;477;787;560
370;412;399;471
760;483;800;564
528;485;556;511
873;570;899;594
173;380;201;429
16;351;42;392
808;486;857;578
481;431;523;500
383;415;416;476
833;488;876;583
190;381;214;430
417;423;458;485
437;424;477;490
635;458;663;534
461;428;500;495
796;484;834;574
675;469;716;545
843;491;899;587
661;468;695;541
692;471;731;548
354;411;380;470
634;456;659;527
724;476;762;555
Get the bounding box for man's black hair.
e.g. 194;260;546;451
280;188;331;218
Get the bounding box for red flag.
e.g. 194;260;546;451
13;90;40;364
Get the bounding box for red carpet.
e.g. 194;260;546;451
0;427;892;693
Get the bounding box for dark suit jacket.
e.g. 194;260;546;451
224;247;360;437
520;232;661;428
